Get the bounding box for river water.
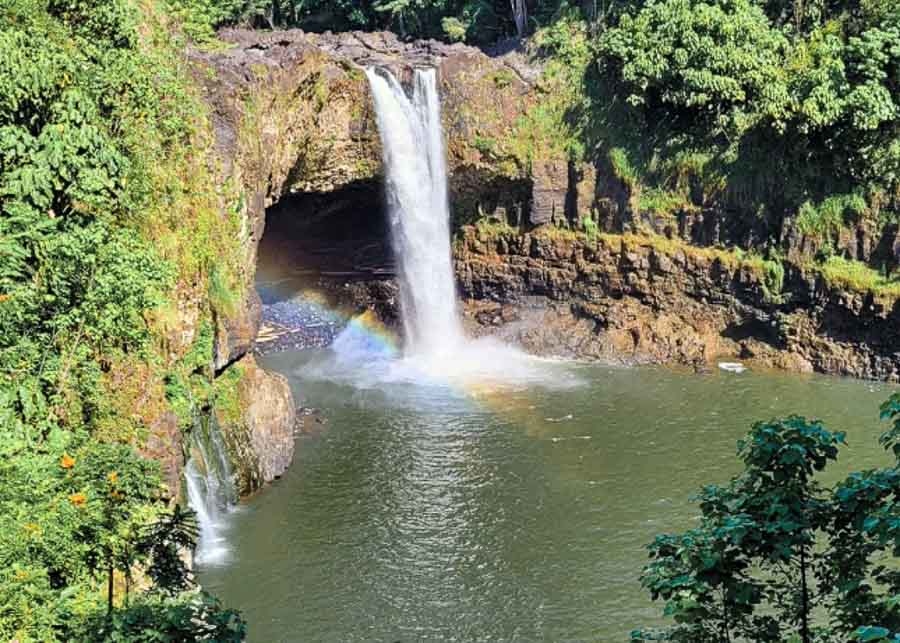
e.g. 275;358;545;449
202;64;896;642
200;352;893;642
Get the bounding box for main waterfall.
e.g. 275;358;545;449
309;65;567;388
365;68;463;358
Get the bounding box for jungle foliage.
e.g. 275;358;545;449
591;0;900;283
0;0;244;639
633;393;900;642
168;0;579;43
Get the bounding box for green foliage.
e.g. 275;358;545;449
212;363;244;425
638;187;691;217
590;0;900;275
0;425;244;639
796;192;868;237
89;591;246;642
1;436;153;637
0;0;182;441
761;256;786;302
138;505;199;595
608;146;641;186
209;263;239;318
166;0;582;43
737;249;786;302
599;0;791;141
634;401;900;642
165;0;269;41
816;255;900;299
580;214;600;240
441;15;468;41
506;15;592;168
0;0;243;638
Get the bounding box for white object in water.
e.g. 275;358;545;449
718;362;747;374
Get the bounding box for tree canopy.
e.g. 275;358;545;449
634;394;900;642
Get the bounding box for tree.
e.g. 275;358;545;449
598;0;791;142
633;396;900;643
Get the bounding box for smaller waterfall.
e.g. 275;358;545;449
184;415;236;565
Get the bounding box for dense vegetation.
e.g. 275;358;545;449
2;0;899;639
0;0;245;639
634;393;900;642
592;0;900;264
168;0;563;43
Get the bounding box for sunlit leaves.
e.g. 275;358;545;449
599;0;791;140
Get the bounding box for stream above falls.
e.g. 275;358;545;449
199;351;892;641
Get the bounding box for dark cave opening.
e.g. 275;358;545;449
254;179;401;351
256;179;395;302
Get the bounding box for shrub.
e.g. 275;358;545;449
634;398;900;642
599;0;791;141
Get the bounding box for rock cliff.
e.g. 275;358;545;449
187;24;899;436
455;227;900;381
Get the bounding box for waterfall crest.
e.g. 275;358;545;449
365;68;464;358
185;415;236;565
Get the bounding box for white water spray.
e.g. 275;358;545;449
365;68;463;358
185;419;236;565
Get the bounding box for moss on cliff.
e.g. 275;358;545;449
232;51;378;200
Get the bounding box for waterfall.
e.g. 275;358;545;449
309;65;555;387
184;415;236;565
365;68;464;358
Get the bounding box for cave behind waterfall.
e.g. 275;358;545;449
255;179;400;351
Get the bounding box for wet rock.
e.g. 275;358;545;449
141;411;182;500
456;226;900;381
530;155;568;225
214;288;262;370
216;354;296;496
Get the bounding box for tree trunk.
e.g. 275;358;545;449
107;564;114;616
721;590;732;642
510;0;527;38
800;545;810;643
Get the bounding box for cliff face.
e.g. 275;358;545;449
187;27;899;403
188;29;546;239
456;227;900;381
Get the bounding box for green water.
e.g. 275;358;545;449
200;351;894;642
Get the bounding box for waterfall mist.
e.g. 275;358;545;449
299;66;578;392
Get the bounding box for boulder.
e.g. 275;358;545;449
215;354;296;495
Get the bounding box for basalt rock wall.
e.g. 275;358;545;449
455;227;900;381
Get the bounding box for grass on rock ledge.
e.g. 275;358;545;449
467;222;899;305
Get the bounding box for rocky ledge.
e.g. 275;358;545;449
215;354;296;496
455;227;900;381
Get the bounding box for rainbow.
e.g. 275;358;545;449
257;287;578;429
